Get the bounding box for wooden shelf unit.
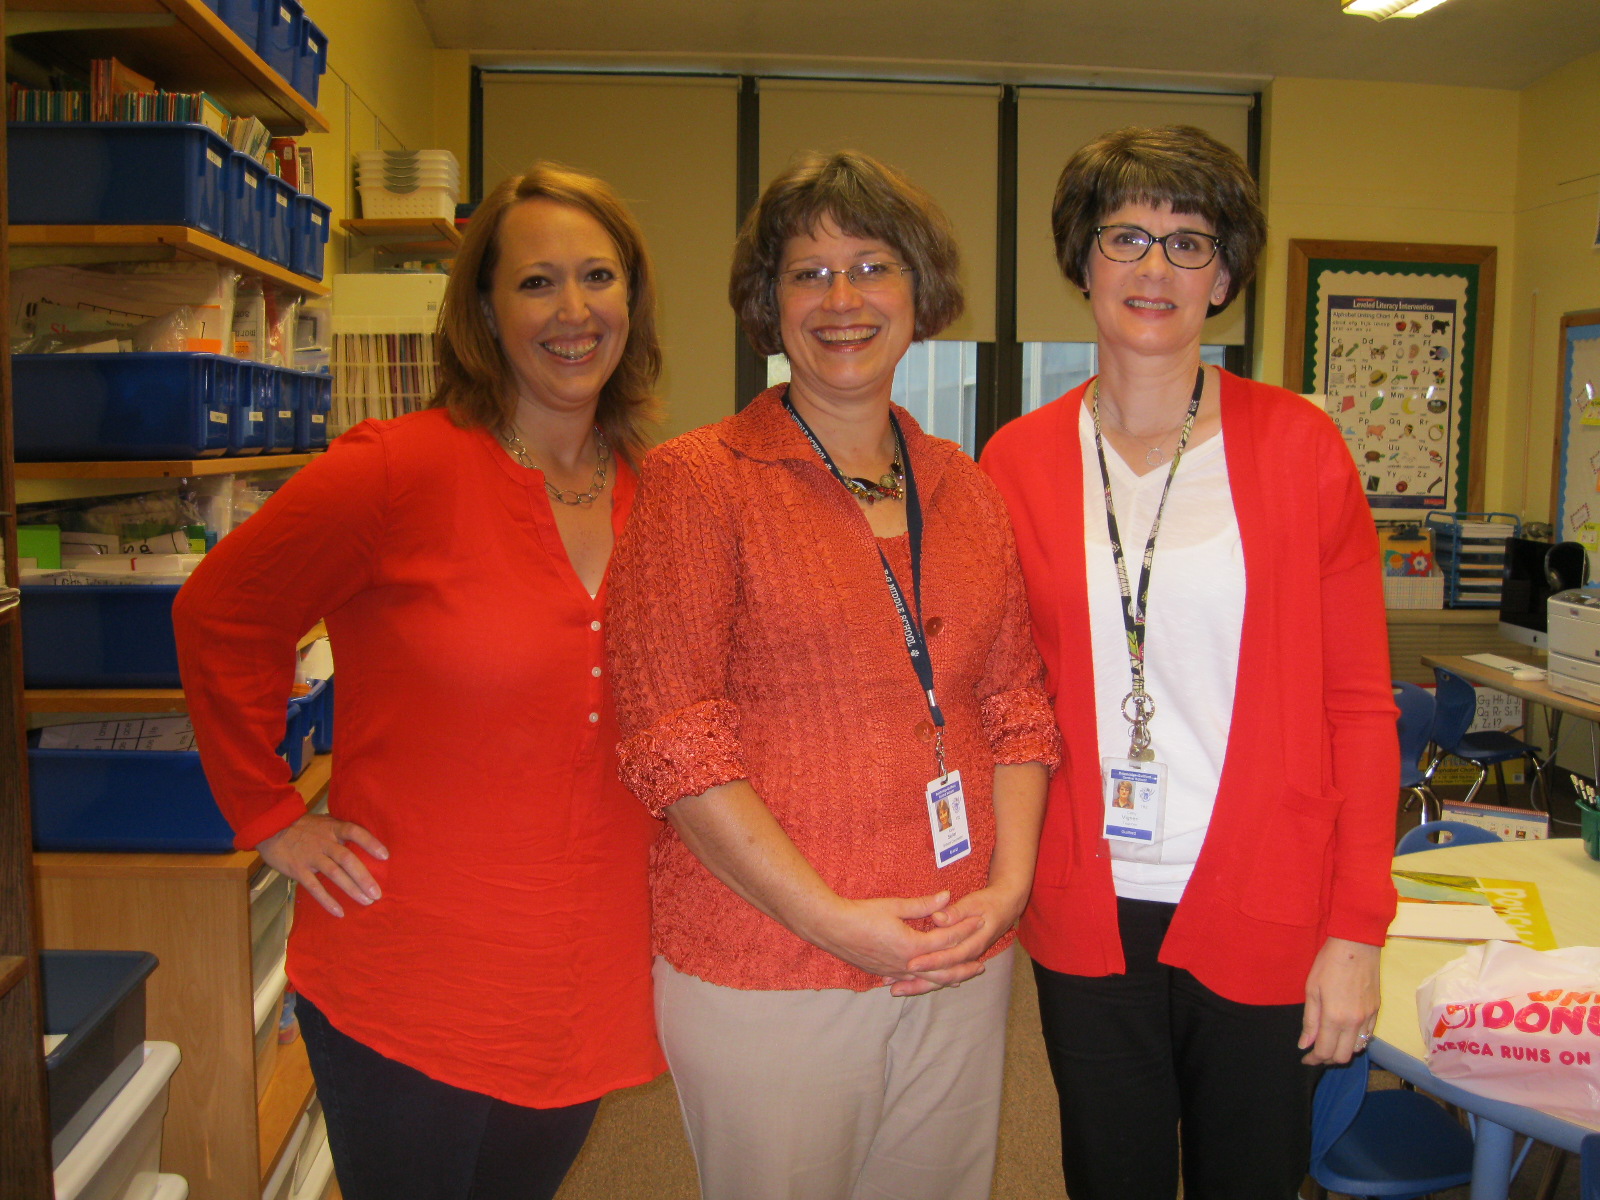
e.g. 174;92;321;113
10;226;330;296
34;753;331;1200
0;955;27;1000
340;216;461;255
7;0;328;134
14;452;316;480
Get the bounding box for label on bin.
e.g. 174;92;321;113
278;409;294;421
209;410;228;425
312;213;324;227
278;194;289;207
246;174;258;189
313;414;325;424
250;411;264;422
207;149;223;168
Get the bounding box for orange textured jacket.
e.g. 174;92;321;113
174;408;663;1108
981;372;1399;1006
607;387;1060;992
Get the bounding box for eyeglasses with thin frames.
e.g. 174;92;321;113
775;262;915;292
1094;225;1222;270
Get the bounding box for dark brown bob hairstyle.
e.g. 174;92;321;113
433;161;662;463
729;150;964;358
1051;125;1265;317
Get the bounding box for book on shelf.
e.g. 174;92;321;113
90;56;155;121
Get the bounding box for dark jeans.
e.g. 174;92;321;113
1031;897;1318;1200
297;995;600;1200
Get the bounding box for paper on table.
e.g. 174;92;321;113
1389;901;1521;942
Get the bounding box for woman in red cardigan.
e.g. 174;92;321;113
980;125;1399;1200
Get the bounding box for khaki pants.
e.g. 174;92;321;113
653;947;1014;1200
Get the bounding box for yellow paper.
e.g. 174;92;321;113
1390;871;1558;950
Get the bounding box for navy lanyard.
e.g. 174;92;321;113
1089;365;1204;761
783;397;947;763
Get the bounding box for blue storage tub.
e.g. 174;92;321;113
41;950;158;1166
225;152;268;256
9;122;230;234
290;194;332;280
293;371;331;452
279;678;326;778
259;174;295;266
257;0;303;83
30;748;234;852
264;367;298;452
21;584;182;689
214;0;264;46
229;359;268;456
294;17;329;106
13;353;233;462
309;675;334;753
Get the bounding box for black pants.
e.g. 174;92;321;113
297;995;600;1200
1031;897;1317;1200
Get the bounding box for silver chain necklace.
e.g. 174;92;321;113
1094;380;1193;468
502;427;611;505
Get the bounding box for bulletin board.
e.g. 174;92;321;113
1284;240;1496;520
1552;309;1600;549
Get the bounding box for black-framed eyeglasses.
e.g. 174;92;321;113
775;262;915;292
1094;225;1222;270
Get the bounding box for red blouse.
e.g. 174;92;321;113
174;407;663;1108
606;388;1060;992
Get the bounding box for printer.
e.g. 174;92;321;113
1546;587;1600;702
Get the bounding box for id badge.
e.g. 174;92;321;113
926;770;972;868
1101;758;1167;864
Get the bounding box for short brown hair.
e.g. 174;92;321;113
729;151;965;358
1051;125;1264;317
433;162;662;463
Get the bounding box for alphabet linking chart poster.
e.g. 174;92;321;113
1554;312;1600;550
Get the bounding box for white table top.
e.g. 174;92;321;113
1377;837;1600;1058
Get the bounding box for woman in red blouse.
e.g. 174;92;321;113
607;151;1059;1200
174;164;665;1200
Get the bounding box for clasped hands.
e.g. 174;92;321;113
810;884;1027;998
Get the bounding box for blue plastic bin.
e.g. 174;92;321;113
9;122;230;234
290;194;332;280
309;674;334;753
41;950;158;1166
257;0;303;83
214;0;263;46
21;584;182;688
225;152;268;256
30;748;235;852
263;367;298;452
228;359;268;456
293;371;331;452
278;678;326;778
13;353;233;462
293;17;328;106
259;173;295;266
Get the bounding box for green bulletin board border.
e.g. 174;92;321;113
1283;239;1497;515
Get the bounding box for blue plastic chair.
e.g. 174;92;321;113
1310;1051;1475;1199
1428;667;1547;807
1394;682;1441;822
1396;819;1504;856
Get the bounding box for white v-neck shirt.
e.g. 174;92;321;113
1080;405;1247;903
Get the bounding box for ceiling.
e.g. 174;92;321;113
414;0;1600;93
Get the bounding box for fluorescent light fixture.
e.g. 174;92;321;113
1343;0;1452;18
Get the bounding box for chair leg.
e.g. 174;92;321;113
1494;761;1509;806
1463;763;1488;806
1530;1143;1569;1200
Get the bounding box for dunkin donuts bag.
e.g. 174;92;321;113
1416;940;1600;1128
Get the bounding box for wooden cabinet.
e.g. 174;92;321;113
33;756;331;1200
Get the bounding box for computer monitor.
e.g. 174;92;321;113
1498;538;1589;648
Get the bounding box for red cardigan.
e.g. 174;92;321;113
980;371;1399;1006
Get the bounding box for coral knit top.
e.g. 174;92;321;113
173;407;664;1108
606;387;1060;992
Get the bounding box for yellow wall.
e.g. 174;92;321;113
1257;77;1522;509
1507;49;1600;527
298;0;468;273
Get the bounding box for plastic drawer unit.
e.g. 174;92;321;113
42;950;160;1166
53;1041;182;1200
9;122;230;234
20;583;183;689
290;195;332;281
259;173;296;267
257;0;304;84
294;18;329;107
293;371;332;452
13;353;233;462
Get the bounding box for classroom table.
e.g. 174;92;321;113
1374;838;1600;1200
1422;652;1600;784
